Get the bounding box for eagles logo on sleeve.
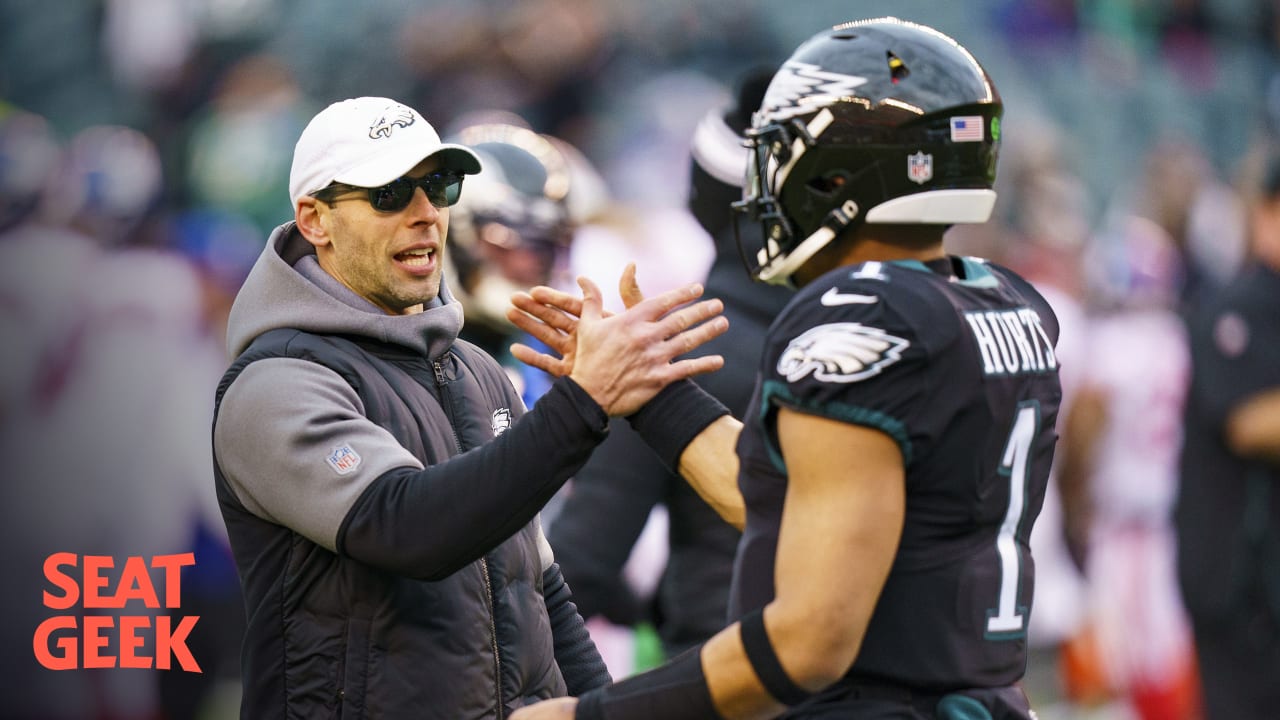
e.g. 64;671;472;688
777;322;910;383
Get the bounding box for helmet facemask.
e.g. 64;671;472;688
735;109;867;286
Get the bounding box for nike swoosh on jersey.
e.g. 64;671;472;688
820;287;880;306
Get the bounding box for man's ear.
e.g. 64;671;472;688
295;197;329;249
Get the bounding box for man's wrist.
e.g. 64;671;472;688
557;376;610;434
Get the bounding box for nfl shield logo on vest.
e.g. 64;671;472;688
907;151;933;185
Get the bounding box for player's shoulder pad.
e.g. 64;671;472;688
787;260;914;317
769;261;921;385
779;260;944;336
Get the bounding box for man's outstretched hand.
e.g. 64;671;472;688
508;263;727;417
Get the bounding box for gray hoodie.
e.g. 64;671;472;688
216;222;490;552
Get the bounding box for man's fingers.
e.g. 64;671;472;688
507;308;573;354
510;343;569;377
619;262;644;309
655;298;725;340
578;275;604;322
667;355;726;380
510;292;577;334
528;286;585;319
633;281;706;320
663;313;730;357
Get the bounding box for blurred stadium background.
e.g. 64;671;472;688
3;0;1275;247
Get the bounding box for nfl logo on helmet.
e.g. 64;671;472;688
907;152;933;185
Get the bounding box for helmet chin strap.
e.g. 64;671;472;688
757;197;860;287
756;224;838;287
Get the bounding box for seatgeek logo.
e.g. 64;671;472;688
34;553;202;672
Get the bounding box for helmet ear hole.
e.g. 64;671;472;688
807;171;850;197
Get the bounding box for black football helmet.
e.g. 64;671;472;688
444;121;577;333
734;17;1003;285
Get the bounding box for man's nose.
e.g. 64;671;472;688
406;185;441;221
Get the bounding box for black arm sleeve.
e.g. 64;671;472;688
575;645;721;720
626;380;730;471
336;377;608;580
547;417;669;624
543;562;612;695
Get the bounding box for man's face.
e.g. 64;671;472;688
309;157;452;315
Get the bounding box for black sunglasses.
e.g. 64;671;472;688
312;171;465;212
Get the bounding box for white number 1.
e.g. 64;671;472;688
986;403;1038;636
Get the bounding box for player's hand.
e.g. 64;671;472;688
510;697;577;719
507;285;586;378
506;262;646;362
618;260;646;309
507;262;653;371
507;264;727;417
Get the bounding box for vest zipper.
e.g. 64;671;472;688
432;358;464;454
481;557;504;718
433;355;503;716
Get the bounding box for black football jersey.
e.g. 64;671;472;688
729;256;1062;690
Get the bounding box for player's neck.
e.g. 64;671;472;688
841;239;946;266
796;226;946;286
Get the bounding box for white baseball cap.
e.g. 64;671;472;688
288;97;482;207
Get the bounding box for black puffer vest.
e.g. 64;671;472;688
213;328;565;719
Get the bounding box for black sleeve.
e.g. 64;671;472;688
547;417;670;624
336;377;608;580
543;562;612;694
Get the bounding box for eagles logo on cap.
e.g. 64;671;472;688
369;105;416;140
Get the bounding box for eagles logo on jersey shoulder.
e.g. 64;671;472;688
777;322;909;383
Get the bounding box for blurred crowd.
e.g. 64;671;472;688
3;0;1280;718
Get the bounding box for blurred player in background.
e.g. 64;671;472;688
443;117;585;405
1056;215;1199;719
1176;154;1280;720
